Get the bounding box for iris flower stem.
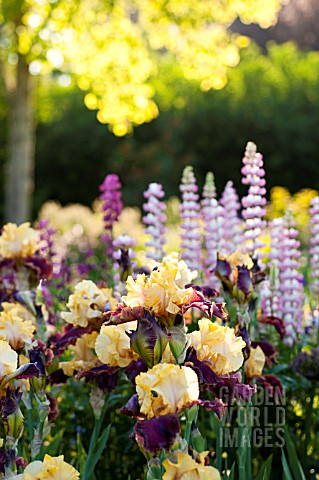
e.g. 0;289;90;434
184;420;192;445
82;395;109;480
184;405;198;446
27;390;34;445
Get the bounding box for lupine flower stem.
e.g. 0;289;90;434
143;183;167;261
241;142;267;259
179;166;202;272
309;196;319;303
220;180;243;254
99;174;123;258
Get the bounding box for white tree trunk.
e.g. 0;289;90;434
5;55;35;223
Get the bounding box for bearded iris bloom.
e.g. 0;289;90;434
11;454;79;480
215;250;254;304
59;332;99;376
95;321;139;367
162;451;220;480
122;253;197;325
135;363;199;419
0;311;35;350
188;318;246;375
61;280;114;328
0;223;38;259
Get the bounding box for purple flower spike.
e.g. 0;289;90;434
264;216;304;345
179;166;202;271
261;218;284;318
309;196;319;298
99;174;123;256
143;183;167;261
219;181;243;254
202;172;216;204
279;215;304;345
241;142;267;259
202;193;225;288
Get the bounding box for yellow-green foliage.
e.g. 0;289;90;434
267;186;318;241
1;0;286;135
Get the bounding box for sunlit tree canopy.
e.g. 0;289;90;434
1;0;286;136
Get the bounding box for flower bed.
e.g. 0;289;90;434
0;141;318;479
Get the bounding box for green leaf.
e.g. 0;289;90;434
76;432;88;475
281;451;294;480
283;427;306;480
82;425;111;480
255;454;273;480
225;462;235;480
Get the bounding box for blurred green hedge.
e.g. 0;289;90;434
2;41;319;220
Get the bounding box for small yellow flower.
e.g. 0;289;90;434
61;280;109;327
21;454;79;480
188;319;245;375
162;451;220;480
122;253;195;322
59;332;99;376
245;346;266;378
95;321;139;367
135;363;199;419
0;339;18;379
0;223;38;259
0;311;35;350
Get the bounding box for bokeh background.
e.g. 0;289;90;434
1;0;319;222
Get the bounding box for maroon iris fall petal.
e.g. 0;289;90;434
47;368;69;385
258;316;286;339
182;289;228;321
77;364;119;392
49;324;96;355
185;284;219;298
124;359;148;386
14;363;40;380
251;341;278;366
0;387;22;418
103;304;145;325
120;394;145;420
21;255;53;280
236;266;253;295
132;414;180;453
215;256;232;281
254;374;284;404
195;398;226;419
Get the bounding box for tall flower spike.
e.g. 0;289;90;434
219;180;243;254
280;215;304;345
261;218;284;318
201;196;224;287
179;166;201;271
309;196;319;300
99;174;123;257
202;172;217;204
241;142;267;259
142;183;167;261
